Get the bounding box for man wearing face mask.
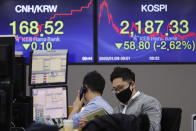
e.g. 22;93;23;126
111;67;162;131
68;71;113;128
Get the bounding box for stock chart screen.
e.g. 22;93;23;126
98;0;196;63
0;0;94;63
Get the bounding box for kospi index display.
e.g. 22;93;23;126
0;0;94;63
98;0;196;63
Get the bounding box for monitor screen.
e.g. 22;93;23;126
32;86;68;120
30;50;67;85
0;0;94;64
97;0;196;63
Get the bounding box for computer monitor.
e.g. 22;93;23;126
29;50;68;85
0;35;15;84
31;86;68;120
12;96;33;128
0;85;13;131
13;57;26;98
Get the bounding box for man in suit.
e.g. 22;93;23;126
110;67;162;131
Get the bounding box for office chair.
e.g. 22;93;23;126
82;113;150;131
161;108;182;131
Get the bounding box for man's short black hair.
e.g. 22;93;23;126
110;67;135;82
83;71;105;94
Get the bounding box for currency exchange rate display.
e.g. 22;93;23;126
0;0;94;63
98;0;196;63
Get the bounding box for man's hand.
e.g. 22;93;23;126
79;117;88;129
68;90;84;119
73;90;84;112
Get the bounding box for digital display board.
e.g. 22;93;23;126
0;0;94;63
98;0;196;63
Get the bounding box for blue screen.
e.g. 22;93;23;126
0;0;94;63
98;0;196;63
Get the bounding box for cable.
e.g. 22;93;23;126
11;121;15;127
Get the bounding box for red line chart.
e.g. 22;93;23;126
15;0;93;40
98;0;196;40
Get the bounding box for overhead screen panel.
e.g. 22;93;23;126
98;0;196;63
0;0;94;63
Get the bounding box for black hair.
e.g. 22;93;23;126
83;71;105;94
110;67;135;82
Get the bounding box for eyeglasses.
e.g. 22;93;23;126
111;82;131;94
